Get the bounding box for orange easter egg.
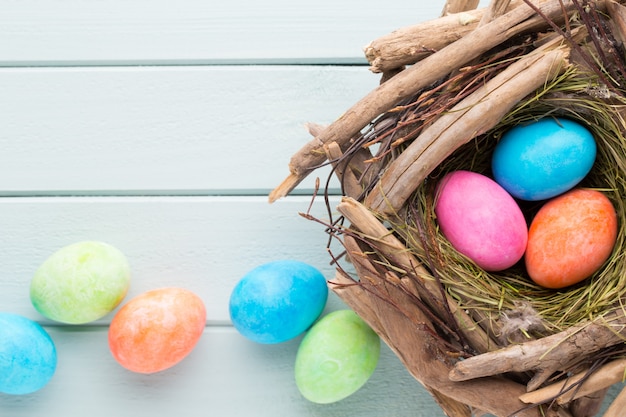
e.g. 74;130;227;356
525;189;618;289
108;287;206;373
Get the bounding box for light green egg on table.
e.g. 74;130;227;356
295;309;380;404
30;241;131;324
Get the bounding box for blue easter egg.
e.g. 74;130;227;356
492;118;596;201
229;260;328;344
0;313;57;395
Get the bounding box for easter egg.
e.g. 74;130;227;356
434;170;528;271
0;313;57;395
525;189;617;289
108;287;206;373
30;241;131;324
492;117;597;201
295;309;380;404
229;260;328;344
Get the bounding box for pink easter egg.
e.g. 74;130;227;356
108;287;206;374
434;170;528;271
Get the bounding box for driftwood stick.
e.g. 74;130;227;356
602;385;626;417
307;122;377;192
340;236;435;341
364;9;483;73
323;142;363;199
518;359;626;405
268;0;577;203
480;0;514;25
336;196;497;354
442;0;480;15
607;0;626;46
304;122;326;137
365;44;570;214
449;310;626;391
329;265;475;417
365;0;541;73
345;147;380;192
569;388;609;417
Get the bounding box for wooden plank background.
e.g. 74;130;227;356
1;0;622;416
0;0;451;66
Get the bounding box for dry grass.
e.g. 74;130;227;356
392;69;626;334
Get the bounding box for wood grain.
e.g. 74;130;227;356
1;0;623;416
0;0;446;66
0;327;449;417
0;66;376;194
0;196;343;323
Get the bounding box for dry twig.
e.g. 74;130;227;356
269;0;578;203
365;44;570;214
442;0;480;15
449;310;626;391
518;359;626;405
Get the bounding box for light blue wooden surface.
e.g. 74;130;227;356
0;1;621;416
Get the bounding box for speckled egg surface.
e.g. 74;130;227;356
108;287;206;374
295;310;380;404
229;260;328;344
0;313;57;395
525;188;618;289
30;241;131;324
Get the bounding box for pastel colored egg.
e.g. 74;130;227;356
434;170;528;271
295;309;380;404
0;313;57;395
30;241;131;324
526;189;618;289
492;117;597;201
108;287;206;374
229;260;328;344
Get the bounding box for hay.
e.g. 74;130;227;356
402;68;626;335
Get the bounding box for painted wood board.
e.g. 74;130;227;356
0;194;452;416
0;0;450;66
0;195;346;324
0;65;379;195
0;326;449;417
5;0;622;415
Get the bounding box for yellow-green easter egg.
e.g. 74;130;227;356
295;310;380;404
30;241;131;324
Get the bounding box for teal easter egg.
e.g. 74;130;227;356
295;309;380;404
30;241;131;324
0;313;57;395
492;117;596;201
229;260;328;344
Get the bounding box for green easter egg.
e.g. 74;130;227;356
295;309;380;404
30;241;131;324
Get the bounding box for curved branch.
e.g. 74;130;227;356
269;0;575;203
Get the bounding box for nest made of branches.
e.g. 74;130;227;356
323;30;626;341
273;1;626;416
406;71;626;337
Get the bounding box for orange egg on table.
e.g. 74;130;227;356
525;189;618;289
108;287;206;374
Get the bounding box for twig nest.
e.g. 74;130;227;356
272;1;626;415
